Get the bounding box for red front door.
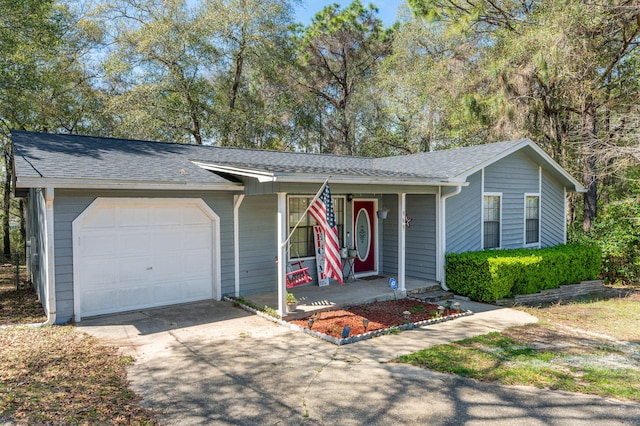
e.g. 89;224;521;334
353;200;376;274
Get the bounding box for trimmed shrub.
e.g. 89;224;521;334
446;244;601;302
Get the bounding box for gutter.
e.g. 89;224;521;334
439;185;462;291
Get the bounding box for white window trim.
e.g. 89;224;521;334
524;193;541;248
287;195;346;261
482;192;502;250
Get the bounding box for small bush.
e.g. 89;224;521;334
446;244;601;302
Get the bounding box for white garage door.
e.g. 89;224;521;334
73;198;219;320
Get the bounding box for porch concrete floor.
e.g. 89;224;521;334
244;276;442;319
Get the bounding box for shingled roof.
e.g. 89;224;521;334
11;131;584;191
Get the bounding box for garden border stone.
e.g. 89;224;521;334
224;296;473;345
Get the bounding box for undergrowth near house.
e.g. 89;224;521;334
397;291;640;402
0;264;46;325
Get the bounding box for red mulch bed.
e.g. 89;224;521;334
289;299;456;339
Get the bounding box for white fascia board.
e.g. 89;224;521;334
276;175;470;187
192;161;275;182
15;177;244;191
451;139;585;193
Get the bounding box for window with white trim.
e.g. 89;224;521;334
288;196;344;259
483;195;501;249
525;195;540;245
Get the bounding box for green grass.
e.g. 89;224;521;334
397;291;640;402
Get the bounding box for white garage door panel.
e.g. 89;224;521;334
74;198;218;319
82;231;117;257
83;258;118;287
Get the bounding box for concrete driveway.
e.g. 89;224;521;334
78;300;640;425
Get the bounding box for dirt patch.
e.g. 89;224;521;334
519;289;640;342
289;299;458;338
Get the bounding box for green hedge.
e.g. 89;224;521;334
445;245;601;302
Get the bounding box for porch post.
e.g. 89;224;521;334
276;192;287;317
398;193;407;296
233;195;245;297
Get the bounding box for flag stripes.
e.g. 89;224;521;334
308;183;343;285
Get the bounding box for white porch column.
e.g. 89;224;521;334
397;193;407;296
276;192;288;317
233;194;245;297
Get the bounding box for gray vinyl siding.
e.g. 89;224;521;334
484;152;540;249
381;194;398;276
446;171;482;253
27;189;47;310
237;195;278;295
541;170;565;246
52;189;236;324
406;195;437;280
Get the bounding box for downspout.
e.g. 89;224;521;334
439;185;462;291
41;187;56;326
233;194;245;297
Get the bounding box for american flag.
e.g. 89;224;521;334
309;183;343;285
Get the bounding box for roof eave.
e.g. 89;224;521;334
15;177;244;191
192;161;276;182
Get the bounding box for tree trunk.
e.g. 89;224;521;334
229;43;245;112
581;101;598;231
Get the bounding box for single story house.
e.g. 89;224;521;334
12;131;584;324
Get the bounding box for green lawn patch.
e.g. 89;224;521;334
397;290;640;402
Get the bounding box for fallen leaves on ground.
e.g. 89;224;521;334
0;264;46;325
0;326;158;424
0;264;158;424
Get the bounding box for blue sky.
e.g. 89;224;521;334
294;0;405;27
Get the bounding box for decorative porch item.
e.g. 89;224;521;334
286;292;298;313
285;260;313;288
390;277;398;299
376;208;390;219
313;226;330;287
404;213;413;228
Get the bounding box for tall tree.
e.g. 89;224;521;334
96;0;296;148
293;1;394;154
408;0;640;230
1;0;100;256
201;0;296;148
96;0;217;144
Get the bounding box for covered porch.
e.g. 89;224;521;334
269;187;449;316
245;275;445;319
